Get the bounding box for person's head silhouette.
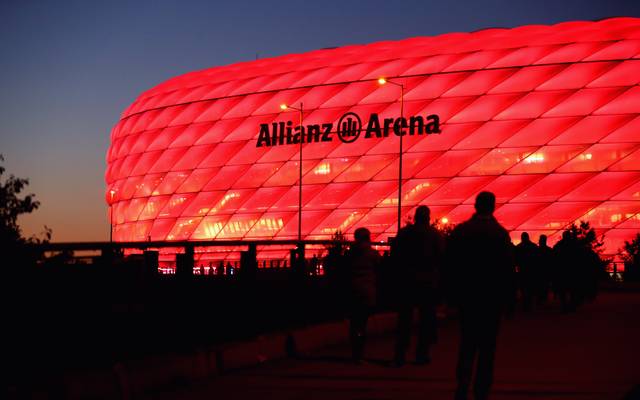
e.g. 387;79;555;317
414;205;430;225
474;191;496;216
562;230;571;240
539;234;547;247
521;232;530;243
354;227;371;245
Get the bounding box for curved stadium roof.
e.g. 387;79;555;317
106;17;640;261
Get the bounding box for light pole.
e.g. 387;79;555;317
109;189;116;243
280;103;304;242
378;77;405;234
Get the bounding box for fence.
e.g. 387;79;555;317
40;239;392;275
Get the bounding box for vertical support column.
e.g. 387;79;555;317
240;243;258;280
143;250;159;278
291;243;306;278
176;244;194;278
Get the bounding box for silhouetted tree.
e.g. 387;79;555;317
0;155;50;265
323;230;350;309
565;221;605;255
621;233;640;282
560;221;608;303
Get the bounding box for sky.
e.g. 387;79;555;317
1;0;639;242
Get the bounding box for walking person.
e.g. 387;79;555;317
446;192;515;400
515;232;538;312
553;231;578;312
391;205;443;366
537;235;553;304
344;227;380;363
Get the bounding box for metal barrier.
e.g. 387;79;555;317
39;239;391;275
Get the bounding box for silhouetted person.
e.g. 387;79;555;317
344;227;380;363
553;231;577;312
537;235;553;304
392;205;443;366
446;192;515;400
515;232;538;312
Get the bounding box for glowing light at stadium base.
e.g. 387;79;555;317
106;18;640;264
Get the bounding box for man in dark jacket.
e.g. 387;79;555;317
446;192;515;400
392;205;443;366
344;227;380;363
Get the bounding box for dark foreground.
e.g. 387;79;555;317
150;292;640;400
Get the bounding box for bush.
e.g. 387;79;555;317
621;233;640;282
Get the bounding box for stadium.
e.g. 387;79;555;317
106;17;640;266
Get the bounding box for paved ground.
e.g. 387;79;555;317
154;292;640;400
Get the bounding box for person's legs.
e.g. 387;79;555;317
349;307;369;361
455;308;477;400
394;303;412;365
473;311;501;400
416;291;437;363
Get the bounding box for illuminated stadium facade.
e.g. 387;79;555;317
106;18;640;263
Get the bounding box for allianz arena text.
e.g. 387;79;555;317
106;18;640;265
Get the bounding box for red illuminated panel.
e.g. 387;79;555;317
507;145;589;174
609;147;640;171
416;149;488;177
408;122;481;152
557;143;639;173
463;174;543;204
460;147;537;176
587;60;640;87
535;62;614;90
269;184;324;211
494;203;549;230
346;207;397;235
488;65;566;93
548;115;634;145
334;154;395;182
452;120;530;149
405;72;470;100
107;18;640;258
425;177;495;205
278;210;331;237
518;202;598;231
494;90;571;120
561;172;640;201
310;209;367;237
373;152;443;180
394;178;449;206
340;181;396;209
512;173;595;203
498;117;579;148
246;212;294;238
617;214;640;229
577;201;640;229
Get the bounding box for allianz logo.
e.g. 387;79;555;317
256;112;441;148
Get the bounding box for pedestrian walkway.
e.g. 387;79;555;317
151;292;640;400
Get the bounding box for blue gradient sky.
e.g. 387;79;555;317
1;0;639;241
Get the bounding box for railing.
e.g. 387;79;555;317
39;239;391;275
